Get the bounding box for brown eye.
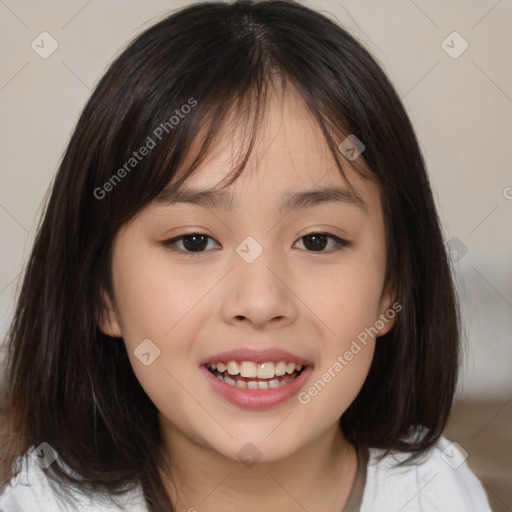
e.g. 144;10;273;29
163;233;220;253
163;232;348;255
294;233;348;252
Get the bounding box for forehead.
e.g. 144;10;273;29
156;85;380;215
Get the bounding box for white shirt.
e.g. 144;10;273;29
360;436;492;511
0;435;491;511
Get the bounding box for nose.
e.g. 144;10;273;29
220;248;298;330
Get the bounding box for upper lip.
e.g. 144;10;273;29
200;348;313;366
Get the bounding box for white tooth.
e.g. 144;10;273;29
268;379;280;388
236;380;247;389
217;362;226;372
286;362;296;374
246;381;258;389
240;361;258;378
257;362;275;379
227;361;240;376
215;373;223;381
224;375;236;386
296;364;303;371
209;363;218;370
275;361;287;376
258;381;269;389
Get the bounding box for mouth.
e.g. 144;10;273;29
205;360;307;389
199;349;314;409
200;361;313;409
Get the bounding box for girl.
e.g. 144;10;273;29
0;1;492;510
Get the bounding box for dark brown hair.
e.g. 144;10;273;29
0;1;460;510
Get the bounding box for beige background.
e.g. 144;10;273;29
0;0;511;402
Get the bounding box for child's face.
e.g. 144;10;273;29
100;87;395;463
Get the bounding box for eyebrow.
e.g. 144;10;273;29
155;184;368;215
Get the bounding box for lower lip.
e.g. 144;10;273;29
199;365;313;410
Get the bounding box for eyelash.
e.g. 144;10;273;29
161;232;349;255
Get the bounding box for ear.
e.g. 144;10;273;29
98;289;123;338
375;278;399;337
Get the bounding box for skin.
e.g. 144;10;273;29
99;84;396;512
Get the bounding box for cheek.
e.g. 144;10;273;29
112;246;207;343
294;323;376;447
294;243;384;409
110;245;215;399
299;253;386;341
298;328;376;422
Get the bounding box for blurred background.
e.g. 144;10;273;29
0;0;511;509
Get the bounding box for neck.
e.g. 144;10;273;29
157;417;358;512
